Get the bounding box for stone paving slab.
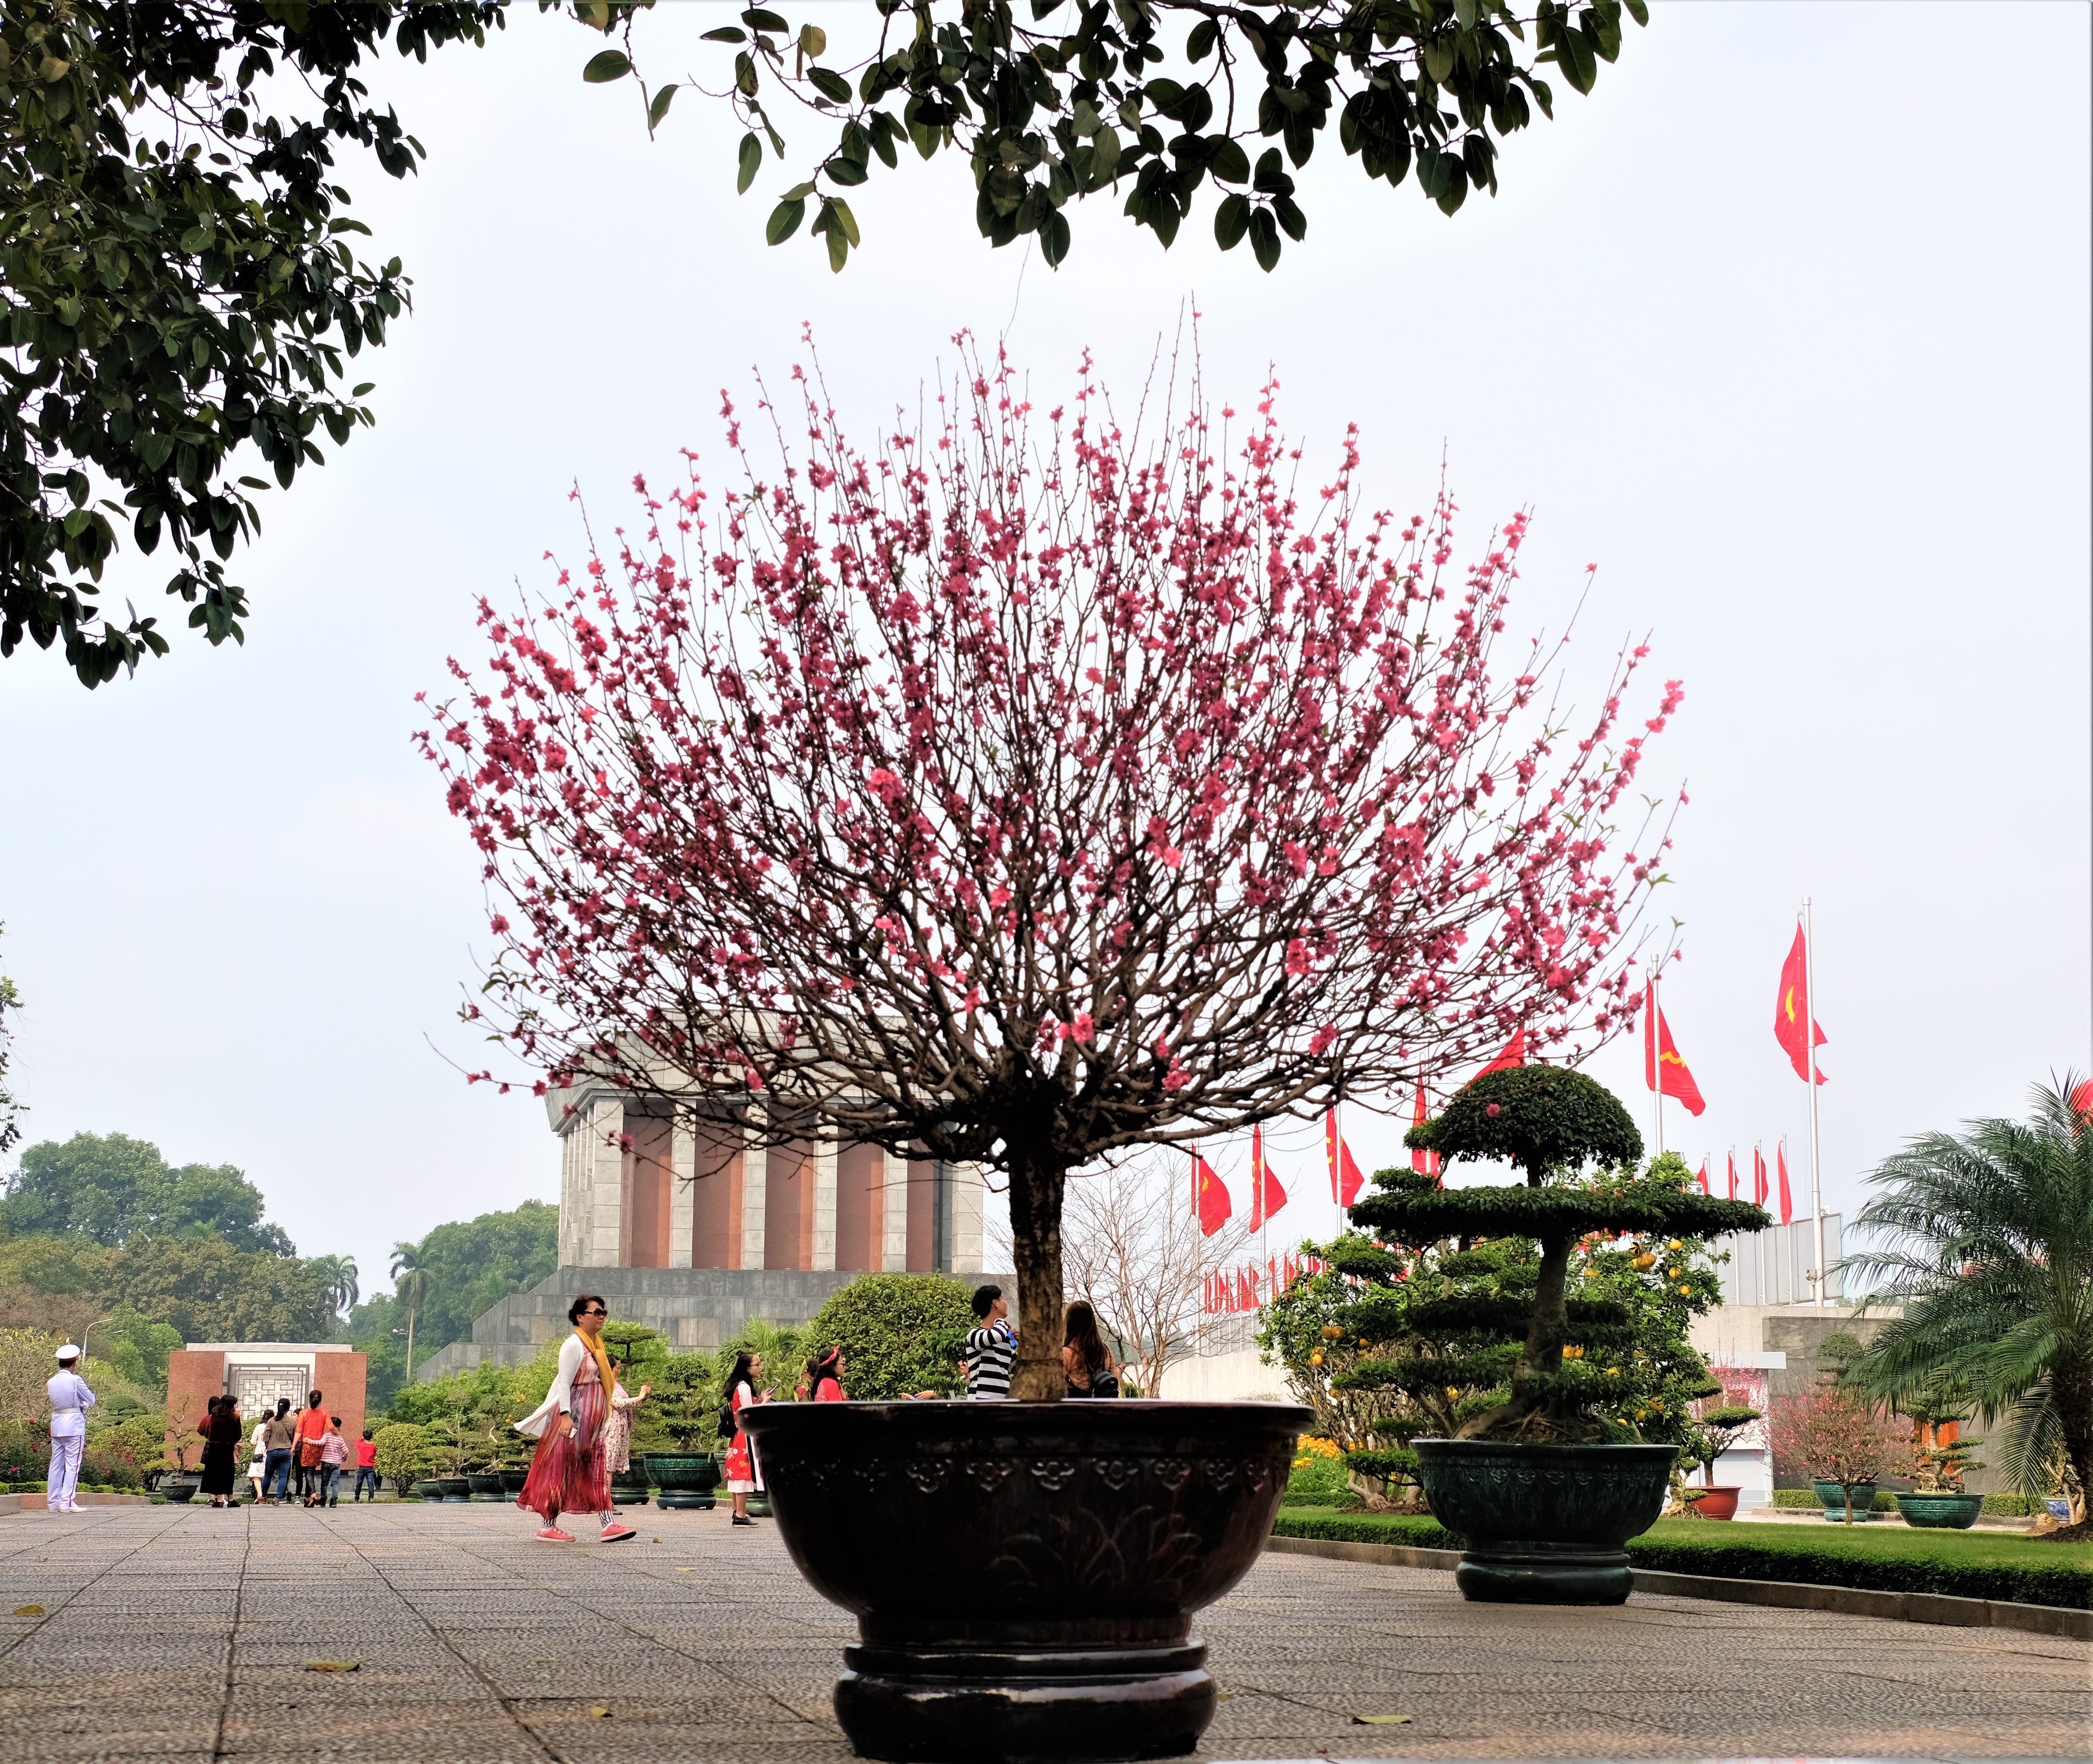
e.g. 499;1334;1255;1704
1;1505;2085;1761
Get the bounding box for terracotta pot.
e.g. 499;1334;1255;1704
1412;1438;1678;1604
740;1398;1306;1763
1691;1485;1740;1521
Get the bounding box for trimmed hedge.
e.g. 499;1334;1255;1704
1271;1507;2092;1609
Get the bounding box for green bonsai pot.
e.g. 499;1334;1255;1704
1896;1492;1983;1529
643;1452;721;1510
1812;1479;1880;1521
1413;1438;1677;1604
436;1476;471;1503
466;1472;508;1502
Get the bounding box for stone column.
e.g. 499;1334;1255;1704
811;1141;838;1271
587;1098;625;1268
558;1117;587;1267
667;1118;696;1270
951;1160;986;1271
739;1118;768;1272
881;1148;910;1272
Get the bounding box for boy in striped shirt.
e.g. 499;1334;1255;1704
964;1285;1017;1399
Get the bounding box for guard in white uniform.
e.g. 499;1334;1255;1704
46;1345;96;1514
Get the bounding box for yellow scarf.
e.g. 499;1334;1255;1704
575;1330;617;1433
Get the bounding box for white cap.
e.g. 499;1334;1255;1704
55;1344;81;1359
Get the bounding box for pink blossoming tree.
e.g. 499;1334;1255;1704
419;343;1682;1401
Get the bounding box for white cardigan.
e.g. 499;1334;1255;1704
514;1335;588;1439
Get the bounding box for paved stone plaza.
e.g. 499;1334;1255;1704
0;1504;2084;1762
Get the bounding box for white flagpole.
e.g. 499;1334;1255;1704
1805;897;1828;1308
1755;1142;1766;1307
1652;974;1665;1159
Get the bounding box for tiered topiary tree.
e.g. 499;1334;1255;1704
1339;1067;1767;1446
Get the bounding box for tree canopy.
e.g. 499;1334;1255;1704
0;0;502;685
585;0;1645;273
1;1129;295;1253
1842;1075;2093;1530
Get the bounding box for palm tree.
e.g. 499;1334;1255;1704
390;1241;434;1377
1842;1074;2092;1528
308;1254;359;1321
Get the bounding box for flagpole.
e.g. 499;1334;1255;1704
1755;1142;1765;1307
1805;897;1828;1309
1652;973;1665;1159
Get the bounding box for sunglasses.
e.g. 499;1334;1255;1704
579;1308;607;1318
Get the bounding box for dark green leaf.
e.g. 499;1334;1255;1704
648;84;677;129
825;223;849;273
700;27;747;42
737;132;763;194
1556;31;1597;94
1248;206;1280;271
1208;138;1250;184
808;67;853;103
766;197;808;245
1187;19;1217;61
1040;207;1071;265
827;197;861;247
582;49;632;85
826;154;869;186
743;9;791;31
1623;0;1650;22
1212;192;1250;250
1273;194;1306;241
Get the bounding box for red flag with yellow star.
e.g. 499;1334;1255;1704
1193;1153;1231;1237
1775;926;1828;1084
1642;982;1706;1116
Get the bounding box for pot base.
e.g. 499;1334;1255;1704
656;1493;716;1510
836;1641;1213;1764
1453;1549;1634;1605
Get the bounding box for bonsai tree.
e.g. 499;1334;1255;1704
421;348;1685;1399
1687;1400;1764;1489
1768;1384;1914;1524
1348;1071;1765;1440
1904;1390;1984;1495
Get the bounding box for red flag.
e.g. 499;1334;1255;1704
1324;1115;1364;1208
1476;1026;1525;1077
1248;1125;1289;1230
1237;1267;1256;1310
1695;1158;1710;1195
1752;1147;1768;1207
1726;1152;1738;1201
1642;982;1707;1116
1776;1142;1793;1225
1774;926;1828;1084
1193;1154;1232;1237
1410;1080;1442;1182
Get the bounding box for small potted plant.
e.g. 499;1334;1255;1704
642;1351;724;1510
158;1432;201;1504
1683;1398;1764;1521
1896;1394;1984;1529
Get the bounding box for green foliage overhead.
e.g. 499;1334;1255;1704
801;1273;974;1401
1;1130;295;1253
1402;1065;1643;1183
0;0;504;685
1841;1074;2093;1525
587;0;1647;274
1351;1178;1765;1245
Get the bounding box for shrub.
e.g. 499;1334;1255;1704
1769;1384;1917;1523
1283;1435;1353;1507
371;1423;428;1492
800;1275;974;1401
1772;1487;1899;1511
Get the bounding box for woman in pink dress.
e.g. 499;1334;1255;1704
722;1349;771;1528
514;1295;637;1544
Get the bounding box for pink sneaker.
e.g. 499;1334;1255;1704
536;1525;575;1543
598;1522;637;1543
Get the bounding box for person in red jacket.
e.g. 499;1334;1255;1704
353;1428;380;1501
294;1390;328;1507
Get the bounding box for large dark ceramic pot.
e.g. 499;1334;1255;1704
160;1472;200;1504
1412;1438;1676;1605
1813;1478;1879;1521
643;1453;720;1510
466;1472;508;1502
1896;1492;1983;1530
740;1399;1306;1764
499;1467;528;1496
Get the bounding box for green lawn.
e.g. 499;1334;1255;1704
1272;1506;2092;1609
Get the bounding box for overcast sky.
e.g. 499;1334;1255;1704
0;3;2085;1307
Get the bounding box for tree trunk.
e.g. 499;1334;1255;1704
1007;1145;1068;1402
2054;1354;2093;1525
1454;1232;1572;1440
